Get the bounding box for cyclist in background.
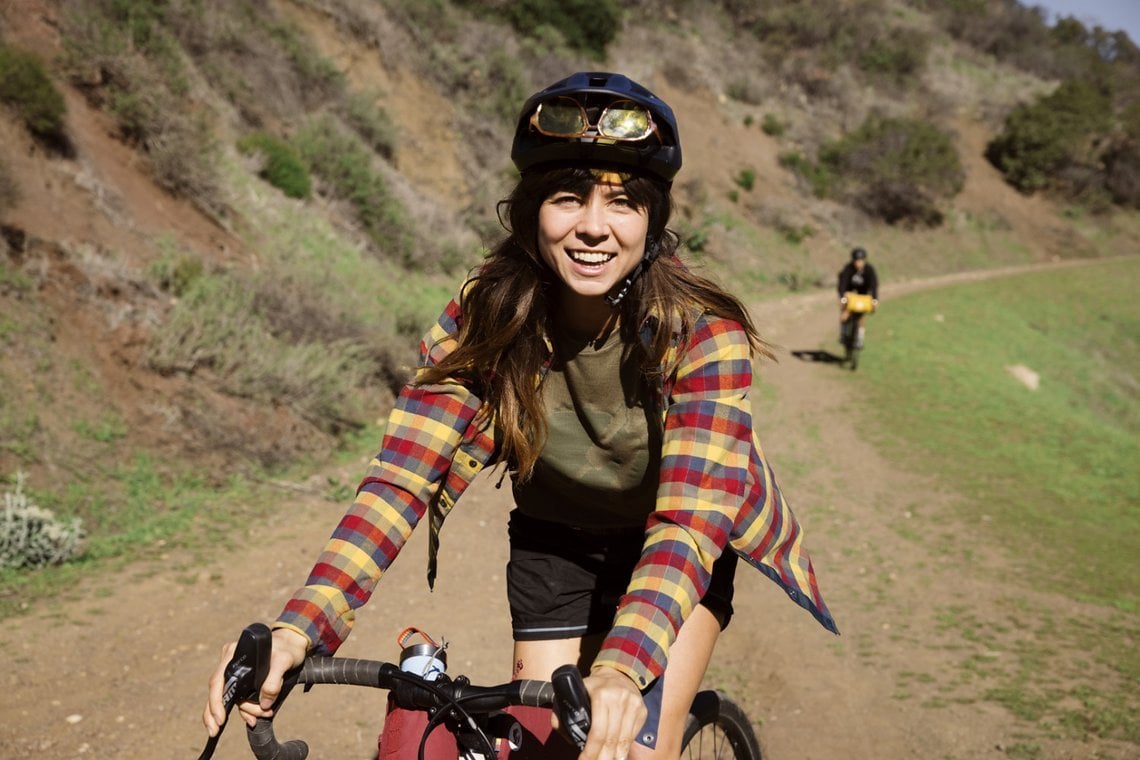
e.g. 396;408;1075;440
203;71;837;760
837;247;879;348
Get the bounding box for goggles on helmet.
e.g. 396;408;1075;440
529;96;659;142
512;72;682;182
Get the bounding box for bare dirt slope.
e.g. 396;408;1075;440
0;262;1130;760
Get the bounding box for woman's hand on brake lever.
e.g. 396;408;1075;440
580;666;646;760
203;627;310;735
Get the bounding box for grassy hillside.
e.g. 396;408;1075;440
843;257;1139;743
855;258;1139;608
0;0;1138;586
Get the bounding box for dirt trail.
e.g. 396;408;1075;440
0;260;1125;760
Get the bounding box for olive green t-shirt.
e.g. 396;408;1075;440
512;325;662;528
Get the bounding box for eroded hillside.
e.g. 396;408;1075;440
1;0;1137;499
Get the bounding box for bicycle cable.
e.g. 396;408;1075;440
376;668;498;760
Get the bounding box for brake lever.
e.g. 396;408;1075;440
222;622;272;710
196;622;273;760
551;664;592;751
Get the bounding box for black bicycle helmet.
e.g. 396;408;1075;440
511;72;682;183
851;247;868;260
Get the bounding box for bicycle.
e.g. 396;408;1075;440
682;689;763;760
199;622;763;760
839;291;875;371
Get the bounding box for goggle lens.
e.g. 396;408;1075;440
531;97;656;142
534;97;588;137
597;101;652;140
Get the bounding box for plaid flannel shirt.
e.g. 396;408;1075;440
276;295;837;689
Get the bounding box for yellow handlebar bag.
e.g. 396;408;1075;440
844;292;875;314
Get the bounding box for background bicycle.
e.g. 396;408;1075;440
839;291;876;371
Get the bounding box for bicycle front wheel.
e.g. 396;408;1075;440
681;690;762;760
840;319;860;371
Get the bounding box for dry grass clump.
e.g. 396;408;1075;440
59;0;226;216
144;269;383;433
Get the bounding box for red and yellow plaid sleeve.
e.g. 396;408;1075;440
275;297;480;654
595;314;837;688
595;315;754;687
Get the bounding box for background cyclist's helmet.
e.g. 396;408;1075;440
851;247;868;261
511;72;682;183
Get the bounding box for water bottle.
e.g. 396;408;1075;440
397;627;447;681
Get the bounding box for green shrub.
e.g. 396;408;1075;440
985;79;1113;195
294;116;414;262
1103;138;1140;208
1122;102;1140;142
725;78;764;106
1;472;84;570
92;0;169;55
61;0;187;95
477;49;530;126
734;168;757;191
502;0;621;58
149;249;205;296
74;415;127;443
237;132;312;199
931;0;1057;77
342;91;397;159
266;19;345;105
761;113;785;137
747;0;854;55
743;0;917;86
777;221;814;245
684;225;710;254
820;114;964;225
857;28;929;84
0;45;67;139
778;151;835;197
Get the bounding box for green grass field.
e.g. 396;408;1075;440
857;258;1139;610
850;256;1140;745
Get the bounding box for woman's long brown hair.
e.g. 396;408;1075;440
416;165;769;479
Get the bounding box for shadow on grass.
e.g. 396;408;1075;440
791;349;846;364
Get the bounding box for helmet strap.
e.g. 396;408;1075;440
604;237;661;308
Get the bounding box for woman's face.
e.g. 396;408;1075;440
537;178;648;304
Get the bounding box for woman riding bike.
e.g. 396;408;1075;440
837;246;879;351
203;71;838;760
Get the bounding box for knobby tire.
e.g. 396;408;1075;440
841;319;860;371
680;690;762;760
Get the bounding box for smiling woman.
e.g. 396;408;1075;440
537;173;652;336
203;71;837;760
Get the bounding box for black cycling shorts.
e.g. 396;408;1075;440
506;510;737;642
